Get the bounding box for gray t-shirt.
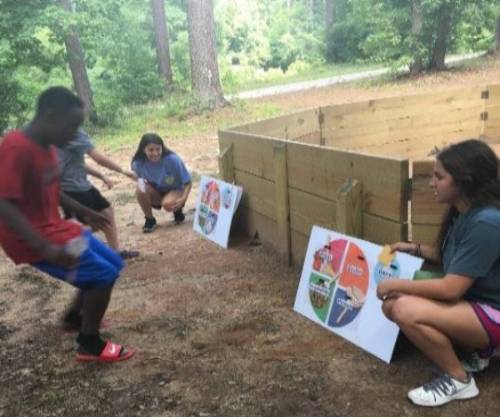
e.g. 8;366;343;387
58;129;94;192
442;206;500;309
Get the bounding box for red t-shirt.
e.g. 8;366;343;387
0;131;82;264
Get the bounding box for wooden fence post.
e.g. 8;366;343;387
218;144;235;183
336;178;363;237
480;86;489;140
273;143;291;265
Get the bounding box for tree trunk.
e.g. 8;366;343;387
325;0;336;31
430;2;453;71
151;0;173;88
409;0;423;75
58;0;97;123
186;0;226;108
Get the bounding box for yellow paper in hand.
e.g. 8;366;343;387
378;245;395;267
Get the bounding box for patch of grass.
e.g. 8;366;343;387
111;191;136;206
224;61;384;94
91;96;284;151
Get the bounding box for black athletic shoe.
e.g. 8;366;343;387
143;216;157;233
173;209;185;224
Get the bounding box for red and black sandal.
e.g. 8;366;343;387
76;341;135;363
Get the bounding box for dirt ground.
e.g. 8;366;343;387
2;58;500;417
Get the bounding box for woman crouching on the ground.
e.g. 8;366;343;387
378;139;500;407
131;133;192;233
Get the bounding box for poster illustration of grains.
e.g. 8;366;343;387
294;226;423;363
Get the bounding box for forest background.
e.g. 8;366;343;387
1;0;499;135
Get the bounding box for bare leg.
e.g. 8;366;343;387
161;190;183;212
136;184;162;218
61;290;84;330
101;206;119;250
80;285;113;335
386;295;489;381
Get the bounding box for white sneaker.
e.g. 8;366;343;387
462;352;490;373
408;373;479;407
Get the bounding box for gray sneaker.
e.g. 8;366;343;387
462;352;490;373
408;373;479;407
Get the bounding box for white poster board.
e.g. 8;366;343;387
294;225;423;363
193;175;242;248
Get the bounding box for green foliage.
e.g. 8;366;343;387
326;20;371;62
1;0;498;134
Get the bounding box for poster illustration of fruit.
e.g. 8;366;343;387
294;226;423;363
193;176;242;248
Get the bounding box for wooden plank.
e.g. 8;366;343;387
289;213;406;266
484;85;500;142
323;110;483;150
230;108;320;140
412;224;441;246
221;131;409;223
273;144;291;264
293;131;321;145
336;178;362;237
363;213;407;244
286;141;409;222
322;87;485;155
348;127;483;160
411;159;445;224
323;103;483;138
218;144;234;183
289;188;337;236
321;87;483;122
233;169;276;220
291;230;309;266
235;206;278;248
219;130;282;181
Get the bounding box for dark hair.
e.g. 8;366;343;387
131;133;172;163
35;86;83;118
437;139;500;253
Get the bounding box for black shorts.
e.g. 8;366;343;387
63;186;110;223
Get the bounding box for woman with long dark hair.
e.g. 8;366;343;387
378;139;500;406
131;133;191;232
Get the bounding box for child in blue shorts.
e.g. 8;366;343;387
0;87;134;362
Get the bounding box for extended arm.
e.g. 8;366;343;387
377;273;473;303
88;149;136;180
60;192;109;231
84;163;113;189
390;241;441;263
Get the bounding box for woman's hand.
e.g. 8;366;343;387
171;197;185;212
377;279;401;301
390;241;417;255
123;170;138;181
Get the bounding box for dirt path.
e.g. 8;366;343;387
229;52;485;100
1;58;500;417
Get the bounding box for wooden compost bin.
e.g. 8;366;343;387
218;84;500;265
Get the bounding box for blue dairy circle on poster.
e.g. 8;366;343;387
327;287;361;328
222;186;233;209
374;260;400;285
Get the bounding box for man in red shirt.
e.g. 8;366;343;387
0;87;134;362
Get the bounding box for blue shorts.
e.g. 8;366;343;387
32;231;124;289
